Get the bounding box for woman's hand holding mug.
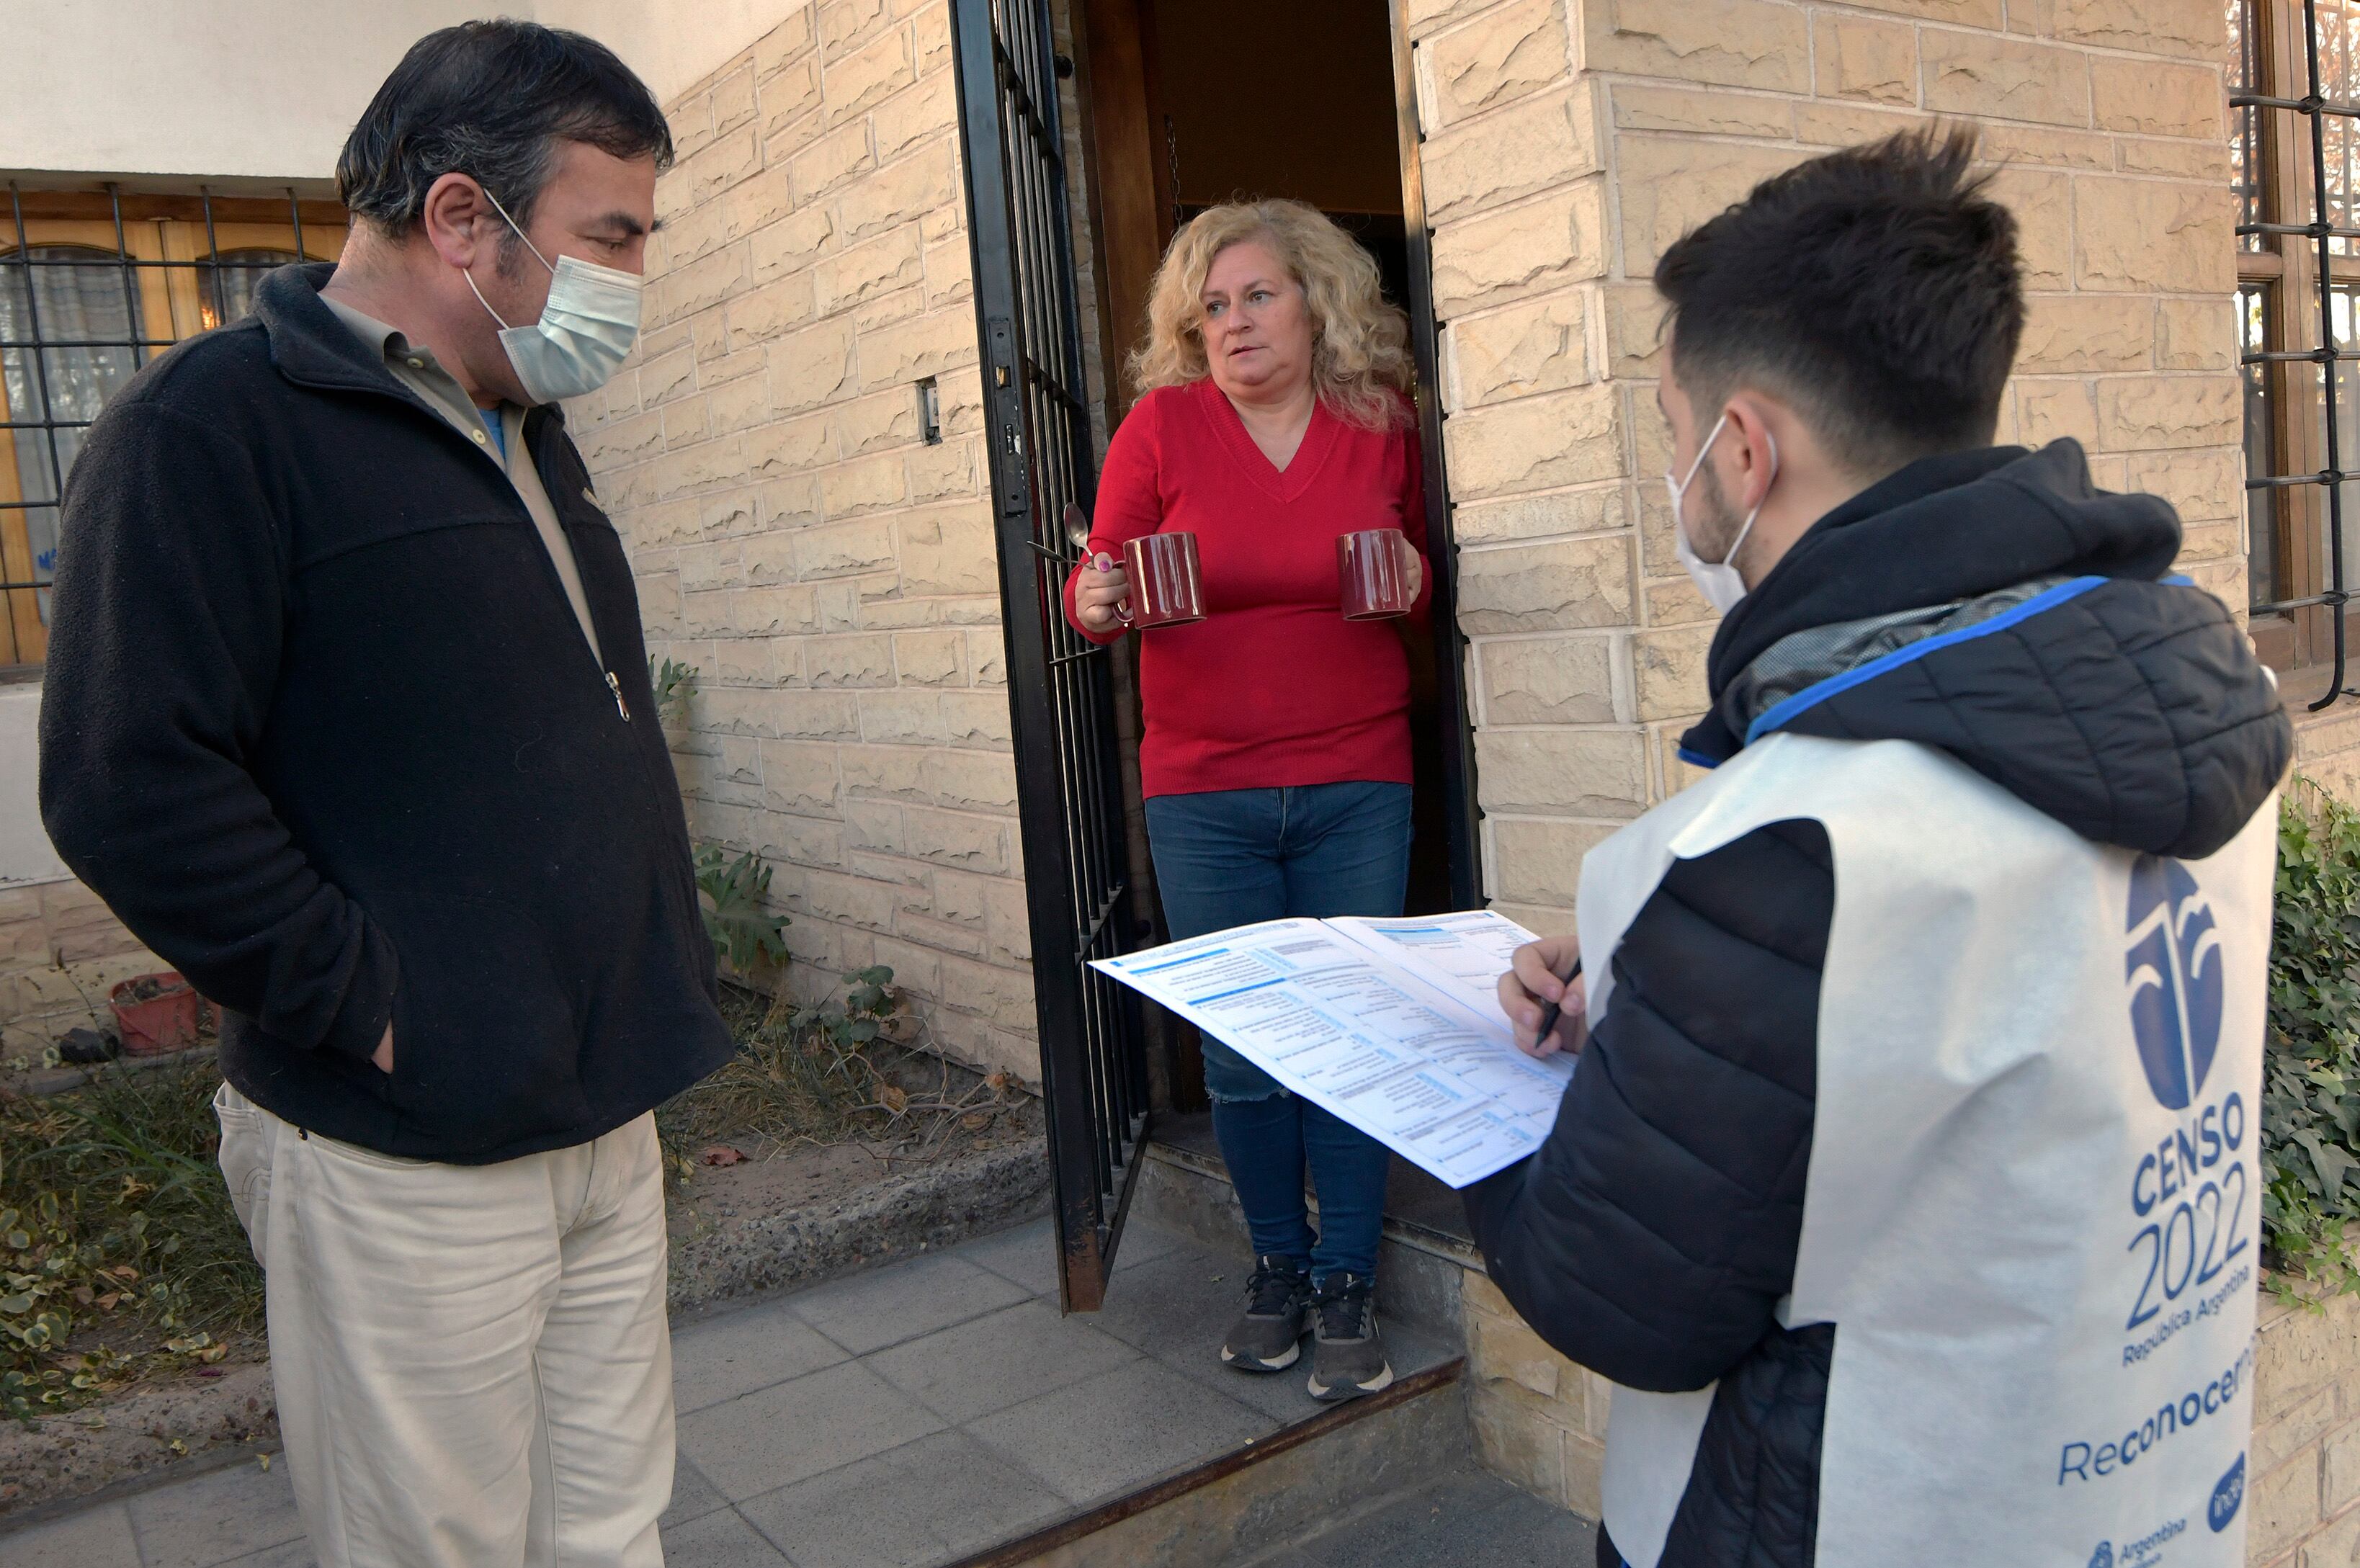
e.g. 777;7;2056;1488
1076;553;1131;633
1078;536;1206;632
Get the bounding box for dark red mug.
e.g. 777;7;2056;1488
1337;528;1416;620
1117;532;1205;630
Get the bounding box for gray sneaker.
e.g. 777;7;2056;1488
1220;1255;1311;1372
1307;1272;1393;1402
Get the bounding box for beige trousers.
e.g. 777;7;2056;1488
214;1085;674;1568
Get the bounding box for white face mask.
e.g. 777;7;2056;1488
1664;411;1779;615
463;187;643;404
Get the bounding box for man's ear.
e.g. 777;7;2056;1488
419;173;496;271
1717;393;1782;513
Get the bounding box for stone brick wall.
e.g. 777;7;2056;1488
1461;1263;1610;1518
1405;0;2246;938
568;0;1042;1083
2251;1289;2360;1567
2294;704;2360;807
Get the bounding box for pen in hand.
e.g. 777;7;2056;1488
1531;956;1583;1051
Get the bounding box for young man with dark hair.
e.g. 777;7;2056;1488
40;22;728;1567
1474;129;2291;1568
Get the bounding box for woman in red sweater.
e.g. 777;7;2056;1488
1064;200;1429;1404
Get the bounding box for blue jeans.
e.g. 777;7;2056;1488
1144;781;1413;1282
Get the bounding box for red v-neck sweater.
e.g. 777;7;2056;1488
1062;377;1431;799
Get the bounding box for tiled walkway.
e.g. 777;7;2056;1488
1;1216;1454;1568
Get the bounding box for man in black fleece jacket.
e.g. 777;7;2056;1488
1474;131;2289;1568
38;24;732;1567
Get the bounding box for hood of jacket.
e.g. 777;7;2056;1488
1679;440;2292;859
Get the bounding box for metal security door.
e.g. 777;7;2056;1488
952;0;1149;1312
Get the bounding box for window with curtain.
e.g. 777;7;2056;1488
204;247;302;331
0;188;343;668
0;248;138;665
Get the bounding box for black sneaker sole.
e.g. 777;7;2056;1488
1305;1358;1394;1402
1220;1339;1302;1372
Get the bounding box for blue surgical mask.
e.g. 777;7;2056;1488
1664;412;1778;615
464;188;643;404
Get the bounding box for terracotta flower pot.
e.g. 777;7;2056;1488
109;972;208;1057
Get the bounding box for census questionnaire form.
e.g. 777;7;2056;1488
1093;910;1571;1186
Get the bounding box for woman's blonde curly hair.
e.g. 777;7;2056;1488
1128;199;1414;432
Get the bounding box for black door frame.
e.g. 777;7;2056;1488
952;0;1152;1314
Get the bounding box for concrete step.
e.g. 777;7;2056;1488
1129;1112;1488;1347
918;1124;1542;1568
1229;1459;1599;1568
942;1357;1472;1568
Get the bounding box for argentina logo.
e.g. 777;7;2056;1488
2125;855;2226;1111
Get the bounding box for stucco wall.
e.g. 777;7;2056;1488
569;0;1039;1082
0;684;166;1060
0;685;63;887
0;0;804;185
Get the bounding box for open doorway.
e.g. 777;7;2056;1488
1070;0;1473;941
953;0;1480;1307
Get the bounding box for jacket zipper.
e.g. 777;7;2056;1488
436;402;622;726
282;324;633;738
485;416;630;725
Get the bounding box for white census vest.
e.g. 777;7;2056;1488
1577;734;2274;1568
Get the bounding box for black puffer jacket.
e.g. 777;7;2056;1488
1465;440;2291;1568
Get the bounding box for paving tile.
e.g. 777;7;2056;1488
215;1542;316;1568
673;1300;852;1413
957;1217;1058;1296
865;1299;1140;1424
787;1253;1028;1356
1068;1238;1354;1420
0;1503;143;1568
967;1357;1272;1506
663;1507;792;1567
1168;1310;1461;1425
128;1456;305;1568
1084;1245;1246;1364
962;1216;1182;1301
738;1430;1067;1568
679;1359;946;1502
1109;1219;1183;1273
1176;1344;1328;1423
664;1450;730;1529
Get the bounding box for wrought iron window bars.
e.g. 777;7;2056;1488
0;182;318;630
2236;0;2360;709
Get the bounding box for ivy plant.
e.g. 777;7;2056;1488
2263;781;2360;1299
